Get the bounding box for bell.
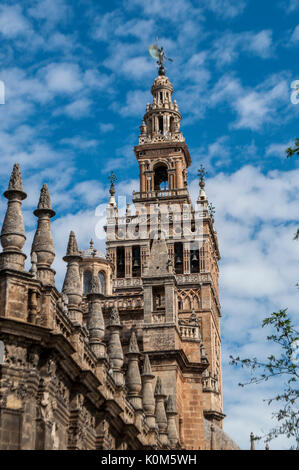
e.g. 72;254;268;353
133;258;140;268
191;253;198;263
175;256;182;265
118;258;124;267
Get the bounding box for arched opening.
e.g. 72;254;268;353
83;270;92;294
190;248;200;273
132;245;141;278
117;247;125;278
98;271;105;294
158;116;163;133
170;116;174;133
154;163;168;190
174;242;183;274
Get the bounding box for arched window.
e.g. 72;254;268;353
0;341;5;364
154;163;168;190
98;271;105;294
83;270;92;294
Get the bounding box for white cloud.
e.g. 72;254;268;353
99;123;114;133
205;0;246;18
61;97;92;118
210;73;289;130
27;0;70;25
290;24;299;42
0;5;31;38
43;63;83;94
212;30;273;67
115;89;150;117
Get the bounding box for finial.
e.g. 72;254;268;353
265;441;270;450
90;239;94;250
198;165;207;189
65;231;80;257
109;305;121;326
8;163;23;192
166;394;176;414
89;274;101;295
154;376;164;396
34;183;56;218
142;354;154;376
128;329;139;353
108;172;117;196
4;163;27;200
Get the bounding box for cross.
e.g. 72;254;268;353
108;172;117;185
197;165;207;181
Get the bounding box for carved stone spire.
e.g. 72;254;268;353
87;275;105;359
0;163;27;271
62;231;83;326
154;377;168;445
125;330;142;410
31;184;56;285
107;306;124;387
141;354;156;429
166;394;179;447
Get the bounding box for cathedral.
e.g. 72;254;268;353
0;62;239;450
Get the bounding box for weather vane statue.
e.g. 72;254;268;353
148;38;173;76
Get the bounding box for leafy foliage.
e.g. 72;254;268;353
286;139;299;158
230;309;299;449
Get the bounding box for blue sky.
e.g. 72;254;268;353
0;0;299;450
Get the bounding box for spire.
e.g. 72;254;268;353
154;377;168;445
87;275;105;359
141;354;156;429
166;394;179;447
128;329;140;354
0;163;27;271
62;231;82;326
107;306;124;387
31;184;56;285
125;329;142;409
66;230;79;256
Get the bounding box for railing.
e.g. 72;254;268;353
203;374;219;393
113;278;142;288
179;325;200;340
176;273;211;285
152;313;166;324
102;296;144;311
133;188;189;201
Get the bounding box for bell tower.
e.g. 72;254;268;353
104;56;225;449
133;73;191;205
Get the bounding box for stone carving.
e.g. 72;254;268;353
39;391;57;424
8;163;23;191
5;344;27;368
110;306;120;326
38;184;52;210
